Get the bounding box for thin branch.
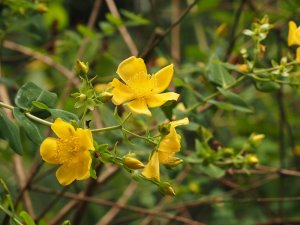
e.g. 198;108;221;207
140;0;199;59
32;186;206;225
96;182;137;225
105;0;138;56
2;40;80;87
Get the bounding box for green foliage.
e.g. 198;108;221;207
0;110;23;155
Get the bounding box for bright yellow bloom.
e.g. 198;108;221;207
110;56;179;116
142;117;189;181
288;21;300;46
40;118;95;185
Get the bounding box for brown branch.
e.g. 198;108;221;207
105;0;138;56
96;182;137;225
171;0;181;67
2;40;80;87
48;165;119;225
139;0;199;59
32;186;206;225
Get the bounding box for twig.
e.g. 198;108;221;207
171;0;181;67
2;40;80;87
224;0;246;60
47;165;119;225
32;186;206;225
105;0;138;56
140;0;199;59
96;182;137;225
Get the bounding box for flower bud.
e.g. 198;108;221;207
36;3;48;13
75;60;89;75
155;57;168;67
160;182;176;196
249;133;265;146
164;157;183;168
77;93;87;101
123;156;145;169
98;91;113;103
246;154;259;165
237;64;248;73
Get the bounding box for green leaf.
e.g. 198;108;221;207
120;9;150;26
207;55;235;88
198;163;225;178
61;220;71;225
106;13;124;26
13;108;43;145
0;110;23;155
48;109;79;122
208;99;253;113
19;211;36;225
217;87;253;113
255;80;280;92
15;82;57;118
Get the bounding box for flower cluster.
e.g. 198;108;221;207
39;56;188;192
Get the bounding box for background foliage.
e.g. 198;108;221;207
1;0;300;224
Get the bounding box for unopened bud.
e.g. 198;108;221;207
160;182;176;196
124;156;145;169
77;93;87;101
36;3;48;13
155;57;168;67
249;133;265;145
237;64;248;73
164;157;183;168
98;91;113;103
75;60;89;75
246;154;259;165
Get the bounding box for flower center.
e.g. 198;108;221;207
56;136;84;164
127;72;155;98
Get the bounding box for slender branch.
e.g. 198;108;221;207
140;0;199;59
96;182;137;225
31;186;206;225
105;0;138;56
2;40;80;87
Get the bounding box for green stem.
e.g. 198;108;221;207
122;128;157;145
0;101;14;110
254;61;297;74
0;204;23;225
91;124;122;133
0;101;52;126
188;75;247;112
80;106;88;128
25;112;53;126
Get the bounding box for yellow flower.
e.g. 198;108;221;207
288;21;300;46
142;117;189;181
110;56;179;116
40;118;95;185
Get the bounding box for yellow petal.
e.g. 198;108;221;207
158;127;181;153
110;78;135;105
170;117;189;128
75;128;95;151
297;47;300;63
40;137;60;164
158;151;175;164
146;92;179;108
288;21;297;46
152;64;174;93
288;21;300;46
51;118;75;138
126;98;151;116
74;151;92;180
116;56;147;84
142;151;160;181
56;163;77;185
